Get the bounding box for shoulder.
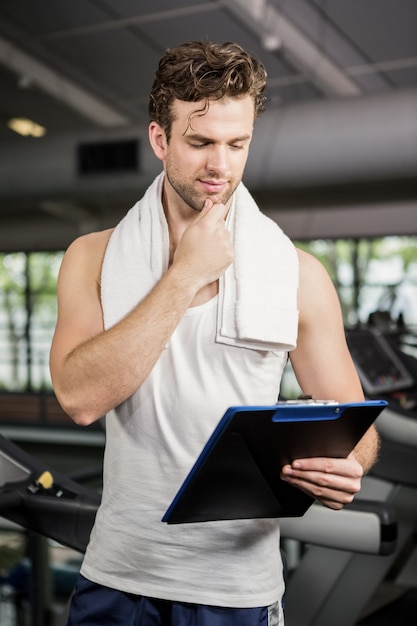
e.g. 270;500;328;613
296;247;335;291
59;228;115;286
65;228;114;257
63;228;114;265
295;247;340;320
296;246;328;277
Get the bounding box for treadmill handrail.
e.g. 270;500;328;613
279;498;397;556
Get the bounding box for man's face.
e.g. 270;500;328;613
162;96;255;213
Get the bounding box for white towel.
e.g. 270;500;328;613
101;172;299;351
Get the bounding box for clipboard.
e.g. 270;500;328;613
162;399;387;524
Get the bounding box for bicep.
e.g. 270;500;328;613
49;236;106;378
290;250;364;403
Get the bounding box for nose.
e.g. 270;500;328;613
206;145;231;177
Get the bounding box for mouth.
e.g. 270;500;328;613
198;179;229;195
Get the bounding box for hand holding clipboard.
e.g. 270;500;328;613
162;400;387;523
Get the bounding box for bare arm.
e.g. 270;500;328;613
281;249;380;509
50;200;233;426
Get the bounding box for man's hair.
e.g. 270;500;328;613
149;41;267;141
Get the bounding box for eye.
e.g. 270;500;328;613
188;139;211;149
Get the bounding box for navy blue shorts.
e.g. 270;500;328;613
66;575;283;625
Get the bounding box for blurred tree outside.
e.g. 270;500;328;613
295;237;417;329
0;251;63;391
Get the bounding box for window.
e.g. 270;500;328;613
295;236;417;329
281;236;417;399
0;251;63;392
1;237;416;396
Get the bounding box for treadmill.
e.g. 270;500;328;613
282;322;417;626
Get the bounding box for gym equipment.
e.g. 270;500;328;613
0;424;398;626
0;433;101;554
281;324;417;626
0;433;101;626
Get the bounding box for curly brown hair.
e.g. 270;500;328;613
149;41;267;141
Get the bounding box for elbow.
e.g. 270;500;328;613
71;410;102;428
54;389;104;427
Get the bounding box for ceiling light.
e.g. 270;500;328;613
227;0;361;96
0;34;129;127
262;32;283;52
7;117;46;137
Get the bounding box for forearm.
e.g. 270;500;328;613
352;425;380;474
52;266;197;425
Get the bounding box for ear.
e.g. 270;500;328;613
149;122;167;161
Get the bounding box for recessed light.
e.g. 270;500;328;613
7;117;46;137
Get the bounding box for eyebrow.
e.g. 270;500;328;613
186;133;252;143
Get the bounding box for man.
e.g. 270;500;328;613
50;41;379;626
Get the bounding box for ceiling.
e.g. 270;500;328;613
0;0;416;250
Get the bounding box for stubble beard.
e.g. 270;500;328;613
165;169;236;212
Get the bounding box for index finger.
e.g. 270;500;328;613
285;456;363;478
194;198;229;224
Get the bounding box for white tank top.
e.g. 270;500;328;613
81;296;288;607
